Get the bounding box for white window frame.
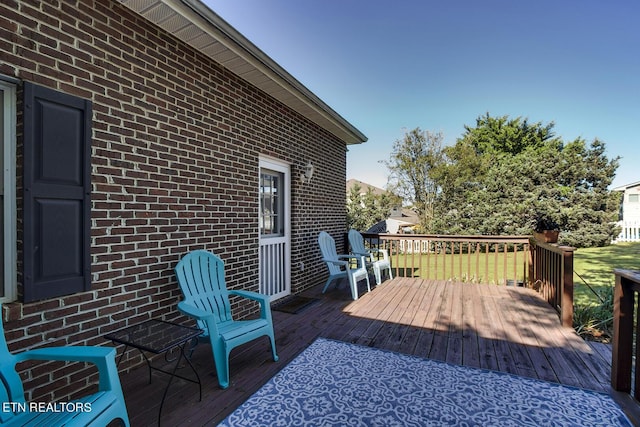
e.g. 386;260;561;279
0;79;17;303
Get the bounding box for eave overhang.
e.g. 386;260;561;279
117;0;367;145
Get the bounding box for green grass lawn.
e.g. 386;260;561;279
388;241;640;340
573;242;640;306
388;241;640;305
391;249;528;285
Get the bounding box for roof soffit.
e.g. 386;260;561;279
117;0;367;145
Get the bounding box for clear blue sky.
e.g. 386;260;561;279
206;0;639;189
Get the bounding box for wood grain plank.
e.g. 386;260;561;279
414;280;447;359
461;282;481;368
473;285;500;372
117;277;626;426
445;282;464;365
499;287;557;382
379;279;424;352
396;279;438;356
481;286;522;376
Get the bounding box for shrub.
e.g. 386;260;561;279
573;285;613;342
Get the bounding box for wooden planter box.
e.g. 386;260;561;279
534;230;559;243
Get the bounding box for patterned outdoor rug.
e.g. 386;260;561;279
220;338;632;426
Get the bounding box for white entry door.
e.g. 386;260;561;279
259;158;290;301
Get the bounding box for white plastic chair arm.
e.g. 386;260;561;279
337;254;359;260
370;248;389;261
352;250;375;262
323;258;349;267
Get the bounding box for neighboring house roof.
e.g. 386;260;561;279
366;221;388;234
366;211;419;234
346;179;387;196
347;179;419;233
612;181;640;191
391;208;420;224
118;0;367;146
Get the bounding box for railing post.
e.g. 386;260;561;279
611;269;638;393
560;246;574;328
529;239;575;326
527;241;534;287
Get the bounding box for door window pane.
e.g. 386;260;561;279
260;170;284;236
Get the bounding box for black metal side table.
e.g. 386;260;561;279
105;319;203;426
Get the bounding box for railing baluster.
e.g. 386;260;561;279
474;242;481;281
502;243;507;285
434;241;439;280
513;245;518;286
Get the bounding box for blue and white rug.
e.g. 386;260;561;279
220;338;632;426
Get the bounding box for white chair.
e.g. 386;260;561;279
318;231;370;300
348;229;393;285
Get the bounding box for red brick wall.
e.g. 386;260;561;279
0;0;348;401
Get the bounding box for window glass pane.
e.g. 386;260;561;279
0;88;4;297
0;81;15;302
629;194;639;203
260;170;283;236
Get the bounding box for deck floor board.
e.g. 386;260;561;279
116;277;634;426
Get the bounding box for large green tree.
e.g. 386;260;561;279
431;114;620;247
383;128;444;232
347;182;396;232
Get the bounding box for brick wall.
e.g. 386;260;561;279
0;0;348;401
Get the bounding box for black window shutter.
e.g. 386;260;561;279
23;83;92;303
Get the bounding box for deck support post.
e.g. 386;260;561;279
611;269;640;395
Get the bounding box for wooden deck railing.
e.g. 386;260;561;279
347;232;575;327
612;269;640;402
530;239;575;327
353;233;531;286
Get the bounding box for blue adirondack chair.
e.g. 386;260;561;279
174;250;278;389
0;308;130;426
348;229;393;285
318;231;370;300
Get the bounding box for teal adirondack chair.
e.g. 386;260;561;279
0;308;130;426
318;231;370;300
348;229;393;285
174;250;278;389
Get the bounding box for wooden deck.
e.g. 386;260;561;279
117;277;637;426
